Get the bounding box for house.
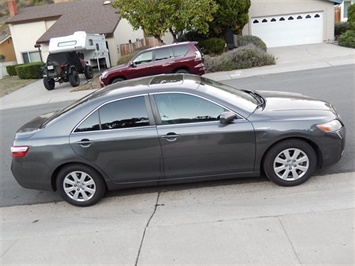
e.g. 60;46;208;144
0;34;16;62
5;0;144;66
242;0;343;47
339;0;355;21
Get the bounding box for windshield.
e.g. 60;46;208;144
197;77;258;113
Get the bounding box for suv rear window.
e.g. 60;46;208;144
173;45;189;57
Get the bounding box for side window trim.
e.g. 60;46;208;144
72;94;155;133
149;91;239;125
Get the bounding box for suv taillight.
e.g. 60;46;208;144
195;51;202;61
11;146;29;158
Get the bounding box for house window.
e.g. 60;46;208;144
343;1;351;19
22;51;41;63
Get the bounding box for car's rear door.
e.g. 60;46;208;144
151;92;256;180
70;95;162;183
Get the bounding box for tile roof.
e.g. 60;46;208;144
6;0;120;44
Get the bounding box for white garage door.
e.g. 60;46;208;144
251;12;323;47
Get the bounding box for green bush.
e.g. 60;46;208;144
236;35;267;51
6;64;24;76
204;44;275;73
335;22;349;38
199;38;226;55
16;62;44;79
348;3;355;31
338;30;355;48
178;31;207;42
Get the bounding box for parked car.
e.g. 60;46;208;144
43;51;94;90
11;74;346;207
99;42;205;86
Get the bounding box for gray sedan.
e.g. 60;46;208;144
11;74;346;206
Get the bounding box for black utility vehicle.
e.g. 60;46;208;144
43;51;93;90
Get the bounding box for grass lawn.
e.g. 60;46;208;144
0;76;38;98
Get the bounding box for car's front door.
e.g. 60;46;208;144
70;95;162;183
151;93;256;180
127;51;156;79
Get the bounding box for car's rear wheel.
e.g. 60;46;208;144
263;139;317;186
43;78;55;90
69;69;80;87
84;65;94;79
56;164;106;207
175;69;190;74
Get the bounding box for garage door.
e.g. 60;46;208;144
251;12;323;47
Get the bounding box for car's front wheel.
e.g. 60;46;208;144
69;69;80;87
56;164;107;207
43;78;55;90
263;139;317;186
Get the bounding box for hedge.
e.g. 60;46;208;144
16;62;44;79
6;64;24;76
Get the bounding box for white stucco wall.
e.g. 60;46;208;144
9;20;56;64
243;0;336;42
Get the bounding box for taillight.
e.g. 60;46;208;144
195;51;202;61
11;146;29;158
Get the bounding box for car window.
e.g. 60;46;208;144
172;45;189;57
155;48;173;61
132;51;153;65
75;96;150;132
154;93;225;124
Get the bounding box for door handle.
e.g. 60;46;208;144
76;139;94;148
161;133;180;142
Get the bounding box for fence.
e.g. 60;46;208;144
119;37;162;56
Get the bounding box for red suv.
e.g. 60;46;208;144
99;42;205;87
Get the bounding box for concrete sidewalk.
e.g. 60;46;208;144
1;172;354;265
1;43;354;110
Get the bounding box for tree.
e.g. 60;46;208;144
348;3;355;31
209;0;251;37
111;0;217;43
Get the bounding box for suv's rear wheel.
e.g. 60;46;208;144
69;69;80;87
43;78;55;90
84;65;94;79
175;69;190;74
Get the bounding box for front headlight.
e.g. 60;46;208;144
100;71;108;79
316;119;343;133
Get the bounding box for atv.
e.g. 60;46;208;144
43;51;93;90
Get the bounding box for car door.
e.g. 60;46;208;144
151;92;256;180
70;95;162;183
126;51;156;79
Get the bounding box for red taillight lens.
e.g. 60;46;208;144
11;146;29;158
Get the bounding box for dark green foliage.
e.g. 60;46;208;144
335;22;349;38
338;30;355;48
16;62;44;79
204;44;275;73
178;30;207;42
348;4;355;31
6;64;24;76
199;38;226;55
236;35;267;51
209;0;251;37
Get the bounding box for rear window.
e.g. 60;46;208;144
173;45;189;57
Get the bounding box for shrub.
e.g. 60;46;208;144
236;35;267;51
199;38;226;55
178;31;207;42
16;62;44;79
6;64;24;76
338;30;355;48
0;54;5;62
348;3;355;31
335;22;349;38
204;44;275;73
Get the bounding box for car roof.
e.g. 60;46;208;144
141;41;196;52
88;74;202;101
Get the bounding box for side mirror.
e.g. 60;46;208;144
219;111;236;125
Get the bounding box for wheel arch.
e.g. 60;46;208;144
51;162;108;192
173;67;190;73
110;76;126;84
260;137;322;174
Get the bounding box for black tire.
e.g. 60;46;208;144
175;69;190;74
43;78;55;90
111;77;125;84
263;139;317;186
56;164;107;207
69;69;80;87
84;65;93;79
